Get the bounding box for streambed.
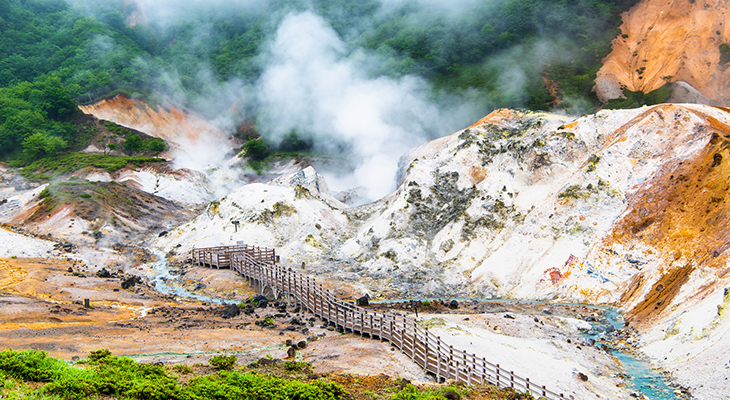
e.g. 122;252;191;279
372;298;678;400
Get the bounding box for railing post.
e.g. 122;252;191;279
412;321;417;361
449;346;454;380
436;336;442;381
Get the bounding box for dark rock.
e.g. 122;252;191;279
577;372;588;382
448;300;459;309
121;276;142;289
221;304;241;319
96;268;111;278
194;283;206;290
285;339;293;346
357;294;370;307
585;316;597;322
443;390;460;400
257;357;278;366
287;346;296;358
252;295;269;308
152;361;164;366
534;317;540;323
297;340;307;349
542;309;553;315
242;305;255;315
158;230;168;237
504;314;515;319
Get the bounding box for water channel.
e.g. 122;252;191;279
373;298;677;399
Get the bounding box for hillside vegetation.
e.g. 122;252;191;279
0;0;643;166
0;349;538;400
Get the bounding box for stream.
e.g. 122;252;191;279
372;298;677;400
142;249;234;304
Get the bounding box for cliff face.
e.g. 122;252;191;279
79;95;233;156
595;0;730;105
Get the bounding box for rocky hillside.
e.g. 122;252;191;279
158;104;730;399
595;0;730;104
79;95;236;168
10;180;195;247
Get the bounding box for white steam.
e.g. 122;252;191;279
256;12;481;201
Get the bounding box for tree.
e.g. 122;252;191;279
22;133;67;159
242;139;269;161
123;133;144;154
144;137;167;155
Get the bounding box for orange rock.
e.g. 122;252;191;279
596;0;730;104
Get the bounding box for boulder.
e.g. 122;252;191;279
220;304;241;319
96;268;111;278
357;294;370;306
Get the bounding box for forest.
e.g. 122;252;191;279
0;0;645;163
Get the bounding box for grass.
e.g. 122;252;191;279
15;153;166;181
0;349;546;400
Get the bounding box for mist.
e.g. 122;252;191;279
64;0;594;203
255;11;484;200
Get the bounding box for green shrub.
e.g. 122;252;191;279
87;349;112;362
209;355;236;371
284;361;312;373
172;364;193;375
0;349;68;382
242;139;270;161
19;153;165;180
720;43;730;65
124;134;145;154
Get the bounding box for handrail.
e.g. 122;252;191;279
192;244;567;399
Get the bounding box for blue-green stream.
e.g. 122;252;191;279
372;298;677;399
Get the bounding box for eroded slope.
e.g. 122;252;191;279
595;0;730;104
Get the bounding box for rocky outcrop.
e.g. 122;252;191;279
159;105;730;399
596;0;730;105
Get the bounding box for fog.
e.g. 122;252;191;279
67;0;579;203
255;11;483;199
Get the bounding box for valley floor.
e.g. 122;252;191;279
0;254;685;400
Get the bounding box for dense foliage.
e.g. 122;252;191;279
0;349;348;400
0;0;646;166
0;0;640;108
0;349;528;400
18;153;165;180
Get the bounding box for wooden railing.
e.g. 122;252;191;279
192;244;275;269
192;244;568;400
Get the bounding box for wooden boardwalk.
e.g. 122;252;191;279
193;244;568;400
